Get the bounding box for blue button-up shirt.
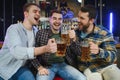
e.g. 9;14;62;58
0;23;38;80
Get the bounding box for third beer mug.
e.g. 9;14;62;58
80;40;90;62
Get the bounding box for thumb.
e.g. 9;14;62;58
89;42;94;45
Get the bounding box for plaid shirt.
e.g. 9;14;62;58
66;25;117;72
31;29;79;69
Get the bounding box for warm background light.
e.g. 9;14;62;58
78;0;82;3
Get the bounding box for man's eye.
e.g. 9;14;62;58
33;10;38;13
53;17;57;20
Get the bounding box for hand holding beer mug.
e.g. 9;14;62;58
80;40;90;62
68;29;76;41
46;38;57;53
56;38;67;57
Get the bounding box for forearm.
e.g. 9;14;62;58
96;35;117;63
98;48;117;63
31;58;42;69
34;38;57;56
34;45;47;56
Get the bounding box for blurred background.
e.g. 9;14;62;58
0;0;120;41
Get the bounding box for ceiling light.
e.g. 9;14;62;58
78;0;82;3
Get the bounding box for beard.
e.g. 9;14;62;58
82;24;90;32
78;22;90;32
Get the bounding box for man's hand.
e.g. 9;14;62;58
68;30;76;41
89;42;100;54
45;38;57;53
38;66;49;75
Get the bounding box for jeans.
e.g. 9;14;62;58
36;62;86;80
0;66;35;80
0;77;4;80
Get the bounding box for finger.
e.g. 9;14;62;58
49;47;56;53
90;49;99;54
89;42;94;46
69;31;75;38
44;69;49;75
39;71;43;75
90;49;96;52
90;46;97;49
51;49;57;53
41;69;49;75
39;70;46;75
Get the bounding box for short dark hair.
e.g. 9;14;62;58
50;9;63;17
23;3;40;12
80;5;97;19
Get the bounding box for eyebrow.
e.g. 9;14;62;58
80;16;85;19
52;16;62;19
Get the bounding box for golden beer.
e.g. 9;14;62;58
61;34;70;46
81;46;90;61
56;41;67;56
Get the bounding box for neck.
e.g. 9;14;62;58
86;23;94;34
23;19;33;31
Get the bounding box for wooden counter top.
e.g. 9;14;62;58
0;41;3;48
116;43;120;49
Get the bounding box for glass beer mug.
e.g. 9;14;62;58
56;38;67;57
61;24;70;46
80;39;90;62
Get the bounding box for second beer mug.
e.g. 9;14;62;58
80;40;90;62
56;38;67;57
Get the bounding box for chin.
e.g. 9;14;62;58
34;22;39;25
53;28;59;31
36;23;39;25
54;28;59;31
78;26;82;30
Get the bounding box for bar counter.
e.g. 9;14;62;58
116;43;120;49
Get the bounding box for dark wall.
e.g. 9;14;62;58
107;1;120;36
84;0;120;36
101;0;120;36
1;0;120;41
0;0;27;41
0;0;4;41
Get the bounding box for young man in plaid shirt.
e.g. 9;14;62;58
67;5;120;80
31;10;86;80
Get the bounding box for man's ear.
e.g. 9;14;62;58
90;18;95;24
24;11;28;17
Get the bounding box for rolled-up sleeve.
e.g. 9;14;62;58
6;24;35;60
27;47;35;59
